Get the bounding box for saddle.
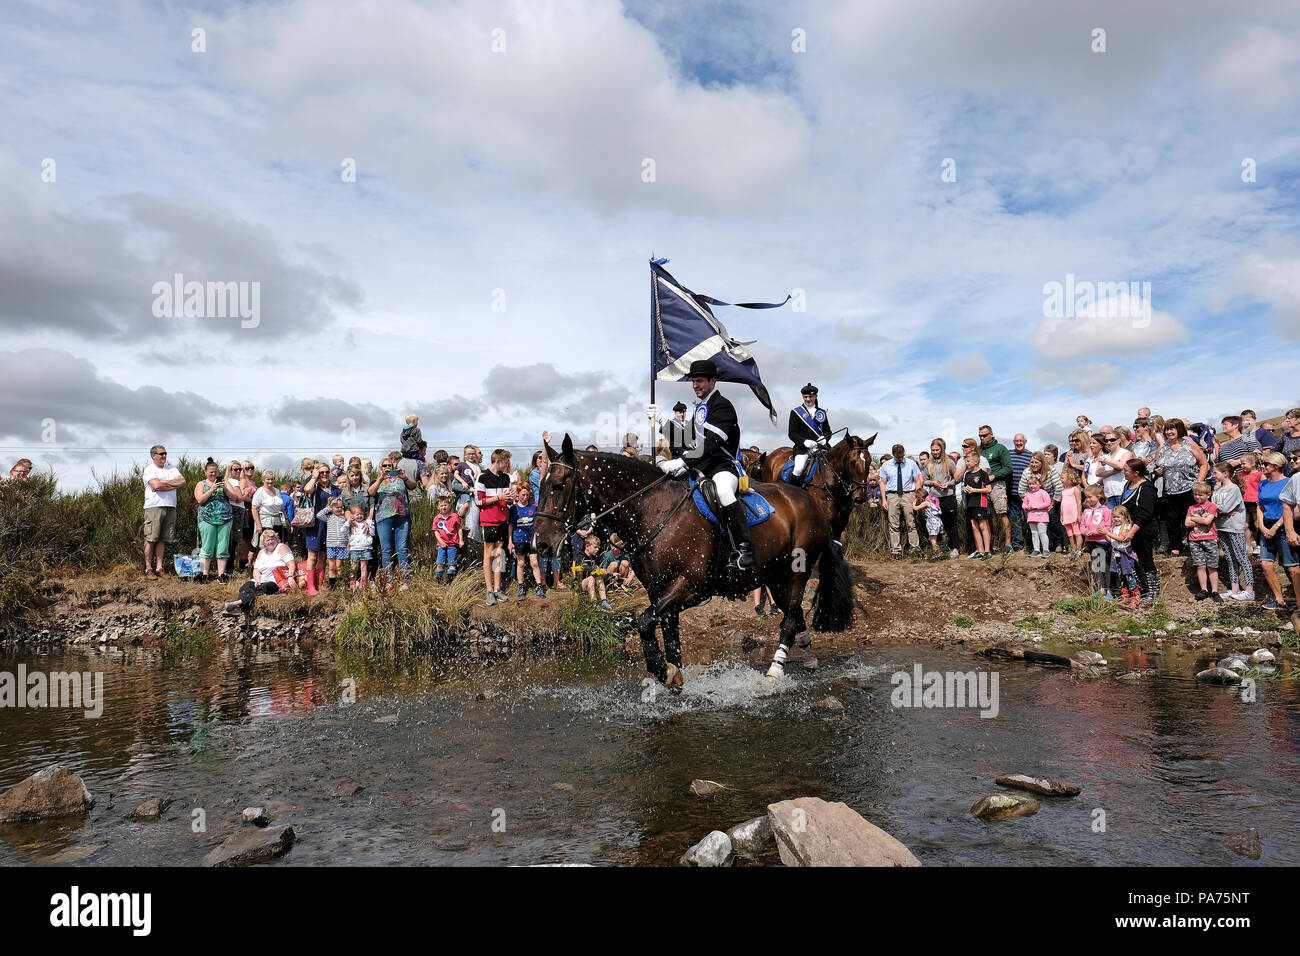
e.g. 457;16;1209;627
690;475;774;527
780;457;819;485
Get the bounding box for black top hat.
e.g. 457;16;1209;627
800;382;818;395
672;401;688;412
688;359;719;379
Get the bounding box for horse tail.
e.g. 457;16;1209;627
811;537;854;632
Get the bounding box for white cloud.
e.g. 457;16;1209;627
942;349;992;382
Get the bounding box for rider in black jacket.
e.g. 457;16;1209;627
657;359;753;570
788;383;831;487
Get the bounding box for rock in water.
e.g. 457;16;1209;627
1249;648;1276;666
1196;667;1242;684
1072;650;1107;667
1217;658;1249;675
689;779;725;796
971;793;1040;820
0;765;94;823
1224;828;1262;860
679;830;734;867
201;825;296;867
123;797;173;821
766;797;920;867
727;816;773;859
812;696;844;712
994;774;1081;797
242;806;272;826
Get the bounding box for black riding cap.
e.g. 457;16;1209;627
688;359;719;379
801;383;818;395
672;401;688;412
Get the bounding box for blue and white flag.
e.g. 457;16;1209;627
650;259;786;425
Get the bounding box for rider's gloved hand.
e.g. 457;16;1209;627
658;458;687;477
817;437;830;448
803;439;818;449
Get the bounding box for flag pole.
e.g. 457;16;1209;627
648;254;656;419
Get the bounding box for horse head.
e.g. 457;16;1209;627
830;432;877;504
533;432;584;555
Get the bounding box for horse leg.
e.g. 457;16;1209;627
662;609;683;670
636;606;669;685
639;580;693;691
767;574;809;679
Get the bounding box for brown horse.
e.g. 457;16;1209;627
532;435;854;689
752;433;877;543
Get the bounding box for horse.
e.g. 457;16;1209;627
532;435;855;689
752;433;877;543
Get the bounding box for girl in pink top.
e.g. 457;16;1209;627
1079;484;1113;598
1060;467;1084;555
1022;475;1052;557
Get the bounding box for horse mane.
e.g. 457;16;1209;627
574;450;662;486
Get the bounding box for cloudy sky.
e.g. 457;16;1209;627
3;0;1299;489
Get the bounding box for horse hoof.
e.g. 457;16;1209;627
665;663;684;690
803;657;819;671
765;663;784;680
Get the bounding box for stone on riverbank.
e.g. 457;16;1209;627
1196;667;1242;684
679;830;734;867
812;696;844;712
766;797;920;867
0;765;94;823
727;816;773;859
971;793;1040;820
1248;649;1275;666
201;824;296;867
242;806;272;826
123;797;173;821
994;774;1081;797
333;779;364;797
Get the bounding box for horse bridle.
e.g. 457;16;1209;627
808;441;872;506
534;459;585;533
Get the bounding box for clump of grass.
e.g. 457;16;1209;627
1013;614;1053;635
336;572;479;650
559;592;631;644
954;616;975;628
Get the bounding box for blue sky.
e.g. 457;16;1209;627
1;0;1298;488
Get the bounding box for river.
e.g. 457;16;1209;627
1;638;1297;865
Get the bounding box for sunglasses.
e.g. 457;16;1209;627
152;451;167;456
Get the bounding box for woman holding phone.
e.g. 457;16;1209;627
369;455;417;589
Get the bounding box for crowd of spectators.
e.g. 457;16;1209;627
7;405;1298;615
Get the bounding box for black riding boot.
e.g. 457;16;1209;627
723;501;755;570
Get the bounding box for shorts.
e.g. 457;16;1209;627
512;540;532;555
327;546;349;560
1189;539;1219;566
349;549;373;562
482;524;507;544
142;506;177;543
1259;531;1298;567
967;505;988;521
436;545;459;565
989;480;1009;515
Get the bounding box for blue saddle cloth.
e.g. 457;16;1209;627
690;478;774;527
779;457;819;485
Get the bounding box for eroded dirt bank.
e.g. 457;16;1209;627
4;553;1295;661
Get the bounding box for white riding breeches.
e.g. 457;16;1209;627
791;453;809;477
712;471;739;507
